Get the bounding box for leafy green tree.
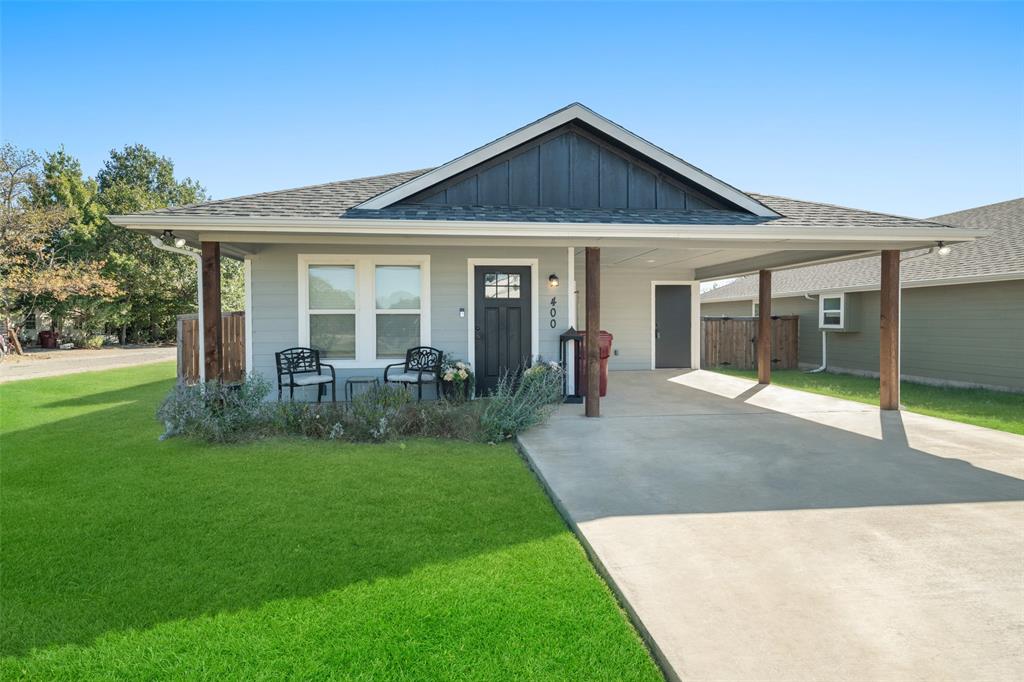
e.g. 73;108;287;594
1;144;117;351
93;144;242;342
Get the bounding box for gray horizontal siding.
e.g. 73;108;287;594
701;280;1024;391
248;244;569;391
575;256;696;371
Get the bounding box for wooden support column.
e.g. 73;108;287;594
879;250;901;410
201;241;223;382
757;269;772;384
585;247;600;418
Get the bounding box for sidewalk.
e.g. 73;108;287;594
0;346;176;383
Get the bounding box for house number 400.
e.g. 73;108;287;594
549;297;557;329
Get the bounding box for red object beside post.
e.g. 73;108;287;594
38;330;58;349
575;330;613;397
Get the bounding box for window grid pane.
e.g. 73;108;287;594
310;313;356;358
309;265;356;310
376;314;420;358
375;265;421;310
483;271;521;299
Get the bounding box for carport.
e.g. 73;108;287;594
518;370;1024;681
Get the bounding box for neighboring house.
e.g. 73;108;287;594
109;103;977;407
702;198;1024;392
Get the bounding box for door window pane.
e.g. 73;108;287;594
483;272;521;299
375;266;420;309
310;314;355;358
376;314;420;358
309;265;355;309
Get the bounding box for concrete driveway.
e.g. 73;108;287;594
518;370;1024;682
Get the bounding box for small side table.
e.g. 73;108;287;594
345;376;380;402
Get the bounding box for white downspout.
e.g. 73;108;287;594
801;247;939;376
804;293;827;374
149;236;205;383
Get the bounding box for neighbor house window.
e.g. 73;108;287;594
752;301;760;316
299;255;430;365
819;294;845;329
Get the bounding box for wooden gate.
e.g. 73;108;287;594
176;311;246;383
701;315;799;370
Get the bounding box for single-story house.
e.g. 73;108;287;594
702;198;1024;392
109;103;980;413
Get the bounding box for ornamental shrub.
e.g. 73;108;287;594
479;362;564;442
343;383;411;442
156;372;273;443
394;399;484;441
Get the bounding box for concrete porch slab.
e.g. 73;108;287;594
519;370;1024;681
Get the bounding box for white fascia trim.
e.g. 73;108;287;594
650;281;701;370
111;214;983;244
353;103;779;217
466;258;540;371
297;253;431;369
702;270;1024;303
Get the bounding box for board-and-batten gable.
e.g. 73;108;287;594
400;124;737;212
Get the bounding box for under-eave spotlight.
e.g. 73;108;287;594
937;241;952;256
162;229;187;249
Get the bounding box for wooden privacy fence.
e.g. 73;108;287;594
177;311;246;383
701;315;799;370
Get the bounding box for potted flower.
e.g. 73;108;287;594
441;358;474;402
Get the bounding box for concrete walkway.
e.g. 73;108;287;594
0;346;175;383
518;370;1024;682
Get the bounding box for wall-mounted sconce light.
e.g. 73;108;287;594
162;230;186;249
548;273;559;288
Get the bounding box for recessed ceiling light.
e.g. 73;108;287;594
646;259;656;263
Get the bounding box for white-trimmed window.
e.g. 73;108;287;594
751;300;760;316
299;255;430;366
819;294;845;329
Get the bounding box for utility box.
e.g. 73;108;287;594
818;293;857;332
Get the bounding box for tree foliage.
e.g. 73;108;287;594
0;144;117;337
3;142;244;344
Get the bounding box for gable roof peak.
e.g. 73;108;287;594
355;104;780;217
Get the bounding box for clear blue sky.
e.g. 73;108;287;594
3;1;1022;217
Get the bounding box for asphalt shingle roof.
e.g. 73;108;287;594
702;198;1024;300
145;170;431;218
138;169;961;233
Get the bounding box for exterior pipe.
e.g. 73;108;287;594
149;236;205;383
804;293;828;374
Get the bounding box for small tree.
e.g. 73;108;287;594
0;144;117;351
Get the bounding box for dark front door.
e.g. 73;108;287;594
475;266;532;395
654;285;691;368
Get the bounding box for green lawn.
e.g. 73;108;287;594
713;368;1024;435
0;363;660;681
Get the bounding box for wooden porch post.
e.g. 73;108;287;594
879;250;901;410
585;247;600;418
757;269;772;384
201;241;223;382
